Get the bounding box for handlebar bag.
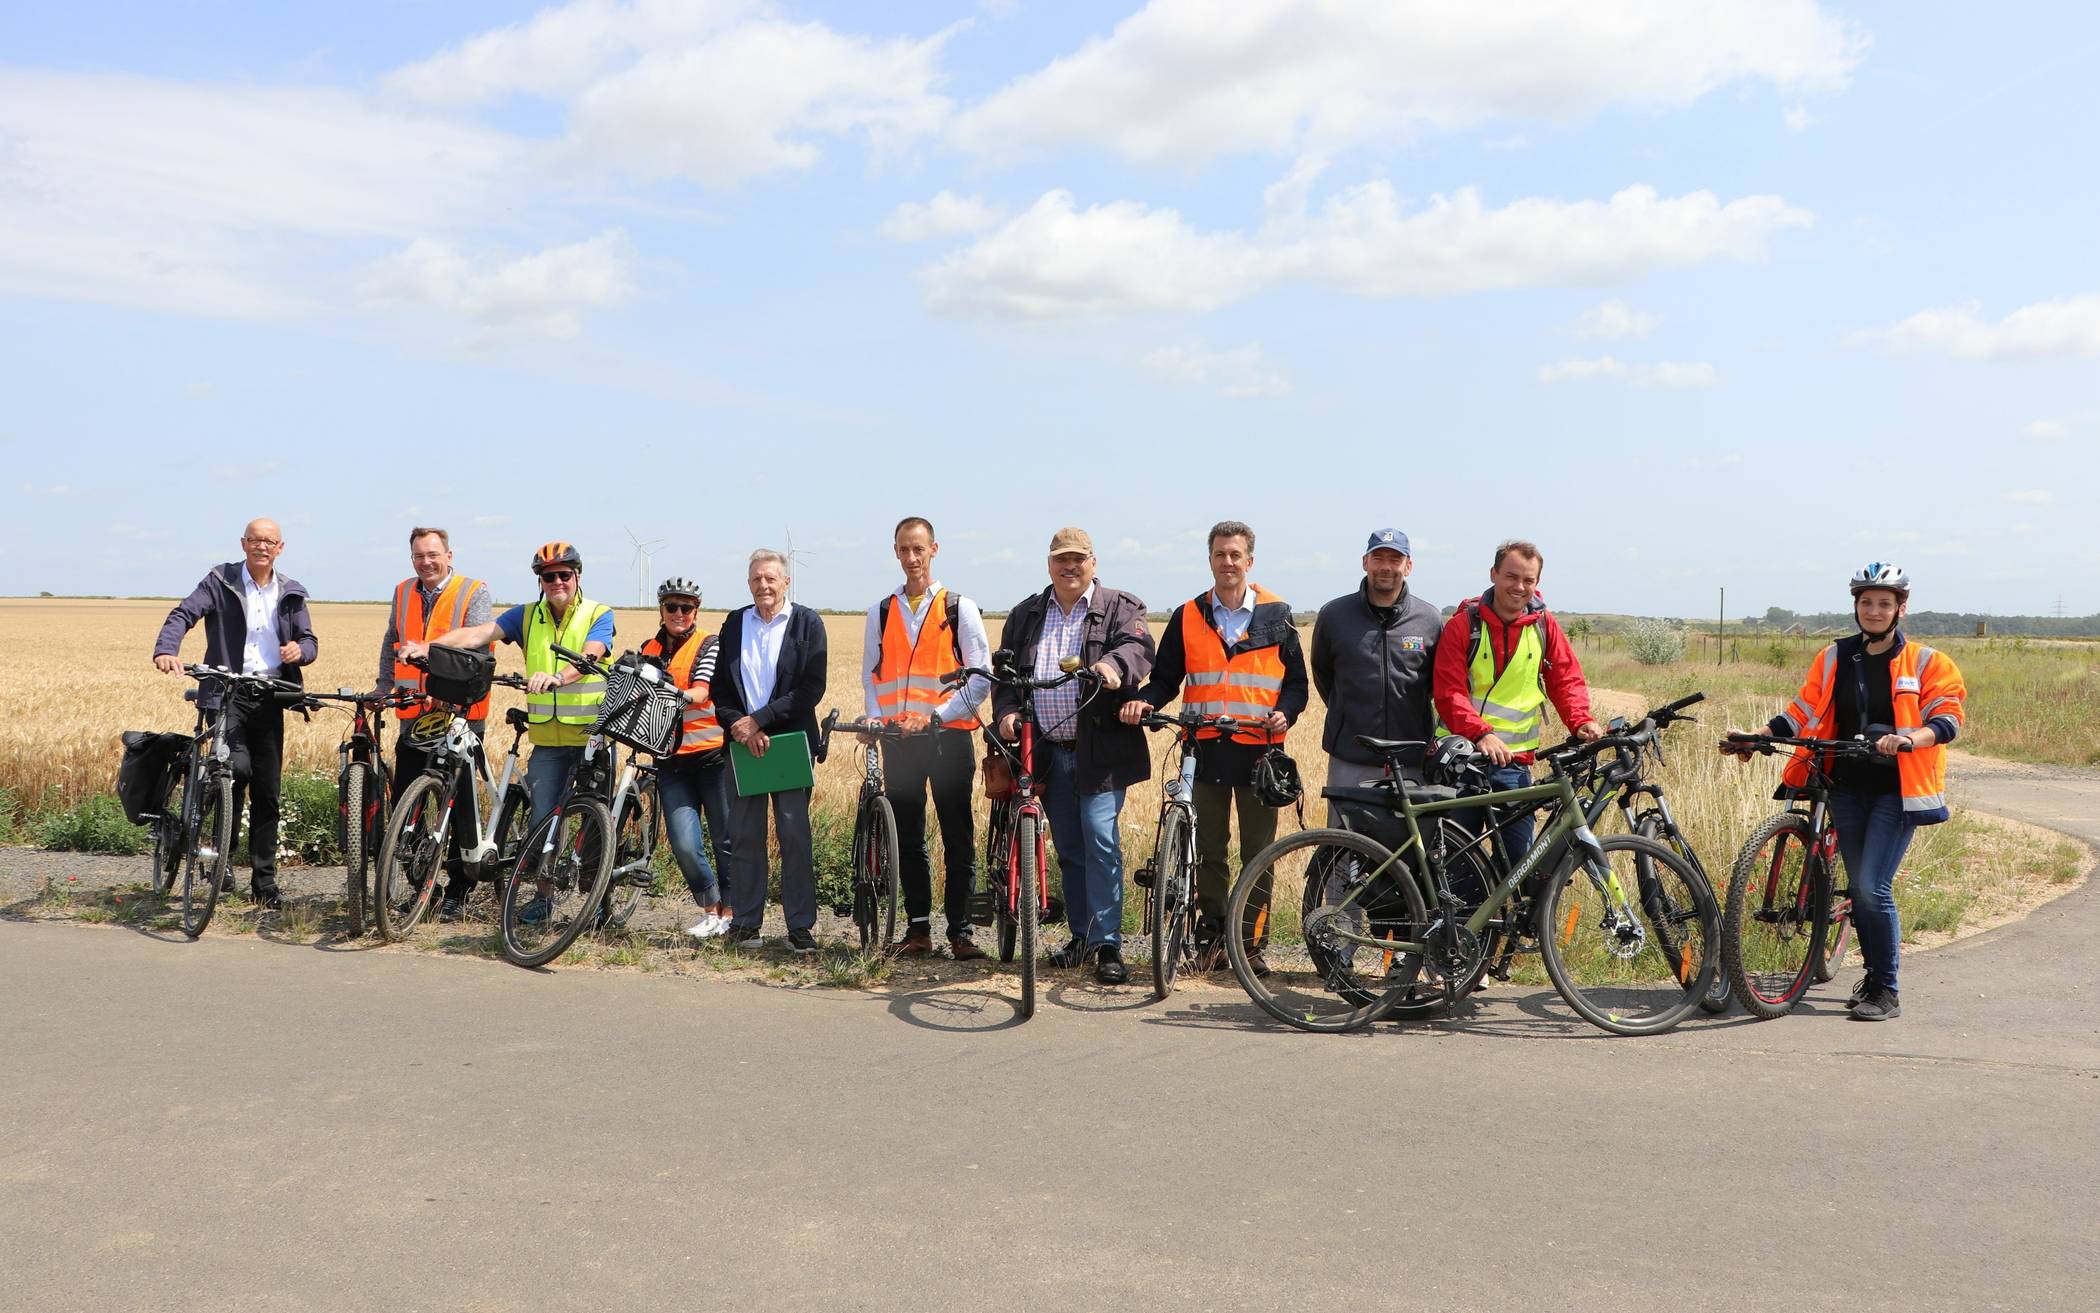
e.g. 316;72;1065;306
982;745;1017;801
423;645;495;708
116;730;190;824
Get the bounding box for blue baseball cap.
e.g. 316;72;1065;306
1364;528;1411;556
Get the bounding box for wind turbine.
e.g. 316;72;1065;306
626;526;668;606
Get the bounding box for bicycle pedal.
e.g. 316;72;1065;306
1133;862;1156;889
966;892;996;927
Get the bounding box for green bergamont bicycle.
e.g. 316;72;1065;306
1224;724;1722;1036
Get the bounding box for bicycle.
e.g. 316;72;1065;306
498;643;673;968
1717;732;1903;1018
370;673;533;941
817;709;903;952
299;686;420;935
1224;720;1722;1036
949;650;1101;1021
1130;708;1244;999
148;666;304;938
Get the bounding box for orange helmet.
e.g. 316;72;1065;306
531;541;582;575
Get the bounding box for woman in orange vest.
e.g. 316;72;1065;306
641;577;735;940
1723;563;1968;1022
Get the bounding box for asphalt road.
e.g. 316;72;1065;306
4;755;2097;1312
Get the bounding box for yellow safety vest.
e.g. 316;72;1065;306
523;596;612;748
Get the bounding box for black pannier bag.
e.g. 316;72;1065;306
117;730;189;824
593;652;685;757
423;645;496;708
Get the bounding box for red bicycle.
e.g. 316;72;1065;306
949;650;1099;1021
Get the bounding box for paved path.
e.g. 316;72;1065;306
3;754;2098;1312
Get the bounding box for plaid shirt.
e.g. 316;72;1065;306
1033;584;1093;742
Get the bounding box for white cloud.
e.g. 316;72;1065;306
2004;490;2053;506
920;184;1811;319
1140;342;1292;398
953;0;1862;166
1881;295;2100;361
357;231;640;343
386;0;763;105
1537;356;1719;388
1783;103;1813;132
880;191;1008;241
1576;298;1661;339
2021;419;2069;440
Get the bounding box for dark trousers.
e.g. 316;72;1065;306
393;722;485;898
221;696;284;895
881;729;978;938
729;787;816;934
1192;781;1279;928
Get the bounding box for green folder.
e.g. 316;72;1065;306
729;731;816;797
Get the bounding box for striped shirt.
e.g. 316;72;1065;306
1033;585;1092;743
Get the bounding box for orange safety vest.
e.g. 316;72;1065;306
1177;585;1289;746
1777;636;1967;824
871;588;982;731
391;575;490;720
642;630;726;755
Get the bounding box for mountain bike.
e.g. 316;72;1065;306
152;666;303;938
818;709;902;952
1131;708;1243;999
1225;722;1722;1036
950;651;1100;1021
371;674;532;941
300;686;420;935
1717;732;1903;1018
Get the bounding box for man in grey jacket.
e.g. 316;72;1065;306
1309;529;1441;815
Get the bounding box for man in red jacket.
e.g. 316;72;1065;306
1431;539;1603;863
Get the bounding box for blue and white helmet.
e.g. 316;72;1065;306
1848;561;1910;597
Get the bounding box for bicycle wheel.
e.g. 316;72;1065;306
1538;833;1719;1035
375;773;450;942
1721;813;1828;1020
601;777;660;932
852;796;900;951
149;766;185;893
1813;830;1852;983
1378;819;1505;1021
1016;813;1040;1020
1225;828;1429;1033
1637;815;1732;1015
178;774;232;939
988;803;1018;963
500;799;616;968
340;764;371;936
1148;807;1193;1000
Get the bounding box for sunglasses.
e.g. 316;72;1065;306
537;570;577;583
661;601;698;614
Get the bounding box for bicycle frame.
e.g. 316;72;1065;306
407;707;528;872
993;717;1052;919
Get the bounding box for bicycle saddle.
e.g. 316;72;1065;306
505;707;529;729
1354;735;1426;756
1322;782;1460;806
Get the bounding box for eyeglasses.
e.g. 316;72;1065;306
537;570;577;583
661;602;697;614
243;538;282;549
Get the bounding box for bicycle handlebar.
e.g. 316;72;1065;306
1723;731;1912;757
818;707;913;753
549;641;605;674
1137;709;1240;735
941;660;1101;693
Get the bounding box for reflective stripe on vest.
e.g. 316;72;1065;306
642;631;725;755
1465;615;1546;751
391;575;490;720
872;589;981;731
1178;587;1287;746
523;598;611;744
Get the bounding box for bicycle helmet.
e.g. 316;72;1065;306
532;541;582;575
1848;561;1910;597
1251;747;1304;809
657;576;701;603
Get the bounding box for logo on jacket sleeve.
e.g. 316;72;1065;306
1895;675;1920;693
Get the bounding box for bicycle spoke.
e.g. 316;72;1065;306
500;800;615;967
1538;834;1718;1035
1722;814;1825;1017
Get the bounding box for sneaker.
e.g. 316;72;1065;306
1848;973;1875;1009
726;925;762;947
685;914;723;940
516;896;552;926
786;928;819;954
437;898;466;923
1851;986;1901;1022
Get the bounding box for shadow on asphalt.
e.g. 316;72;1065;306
886;986;1027;1032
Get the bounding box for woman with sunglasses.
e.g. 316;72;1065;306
641;577;736;939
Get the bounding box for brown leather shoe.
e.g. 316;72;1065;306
948;935;988;962
893;926;934;956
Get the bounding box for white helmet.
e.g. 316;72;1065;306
1848;561;1910;597
656;576;702;603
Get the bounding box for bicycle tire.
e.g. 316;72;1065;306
488;786;531;907
375;773;449;941
1149;807;1193;1000
178;774;231;939
1537;833;1719;1036
1016;812;1040;1020
340;764;370;936
1636;814;1732;1015
1721;813;1828;1020
150;767;184;893
1813;830;1852;983
500;798;616;968
1225;827;1429;1033
988;803;1018;963
853;796;900;952
601;777;660;932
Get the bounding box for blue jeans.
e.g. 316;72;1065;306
1827;789;1912;995
658;752;734;908
1456;764;1538;871
1038;743;1127;948
526;745;584;834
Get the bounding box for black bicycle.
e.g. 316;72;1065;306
818;709;903;952
1131;708;1242;999
300;686;420;935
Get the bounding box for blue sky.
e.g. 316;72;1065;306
4;1;2093;617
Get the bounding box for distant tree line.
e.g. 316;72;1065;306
1747;607;2100;637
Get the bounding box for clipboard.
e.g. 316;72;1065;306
729;731;815;797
